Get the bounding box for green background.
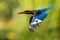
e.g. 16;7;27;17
0;0;60;40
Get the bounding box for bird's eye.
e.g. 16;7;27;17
36;20;38;22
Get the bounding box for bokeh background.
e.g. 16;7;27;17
0;0;60;40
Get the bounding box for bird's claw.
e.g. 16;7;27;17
29;24;39;32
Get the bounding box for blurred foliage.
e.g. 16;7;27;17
0;0;19;21
0;0;60;40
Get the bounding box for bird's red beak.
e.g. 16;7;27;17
17;12;23;14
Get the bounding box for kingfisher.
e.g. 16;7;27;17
18;6;53;32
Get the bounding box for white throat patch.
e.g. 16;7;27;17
31;19;42;25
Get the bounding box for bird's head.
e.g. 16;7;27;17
29;19;42;32
31;19;42;25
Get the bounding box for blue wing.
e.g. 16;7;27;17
34;5;53;13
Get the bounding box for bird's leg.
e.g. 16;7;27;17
37;23;39;28
29;25;36;32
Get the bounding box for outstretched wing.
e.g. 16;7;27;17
17;10;36;24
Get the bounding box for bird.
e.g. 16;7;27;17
18;6;53;32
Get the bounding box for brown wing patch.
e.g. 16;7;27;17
29;16;33;24
17;10;37;24
18;10;36;16
23;10;35;15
